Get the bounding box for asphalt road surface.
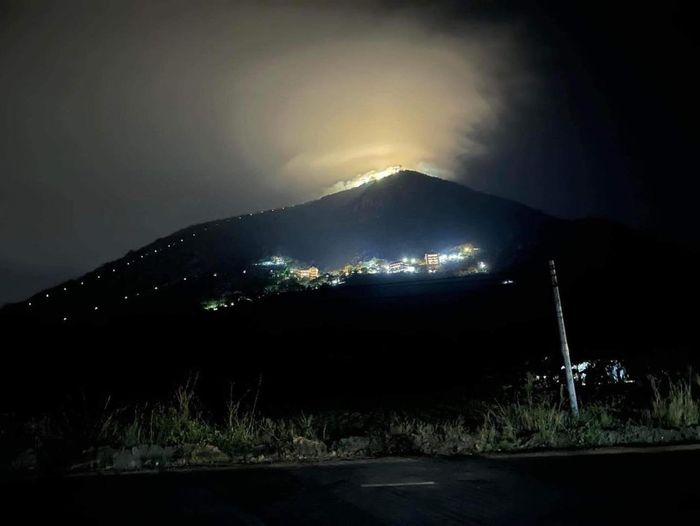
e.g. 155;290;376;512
5;449;700;524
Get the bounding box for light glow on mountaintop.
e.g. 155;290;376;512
324;166;403;195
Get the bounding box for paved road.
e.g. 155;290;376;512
5;450;699;524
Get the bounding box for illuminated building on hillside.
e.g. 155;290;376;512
388;261;405;273
424;253;440;267
258;255;287;266
459;243;476;255
388;261;416;273
294;266;319;279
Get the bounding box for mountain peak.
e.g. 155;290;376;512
8;170;560;319
364;169;445;188
320;169;469;205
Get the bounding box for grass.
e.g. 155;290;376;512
474;379;618;451
476;397;618;451
6;372;700;472
649;374;700;427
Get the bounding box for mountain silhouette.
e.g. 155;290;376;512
5;171;557;315
4;170;696;323
2;170;697;408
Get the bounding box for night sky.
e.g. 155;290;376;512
1;0;696;304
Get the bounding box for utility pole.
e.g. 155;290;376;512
548;259;579;417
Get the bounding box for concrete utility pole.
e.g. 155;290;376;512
548;259;579;417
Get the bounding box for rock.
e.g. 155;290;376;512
165;446;188;467
112;447;142;470
111;444;176;470
188;444;230;464
139;445;167;468
416;434;475;456
95;446;116;468
71;446;117;472
385;433;418;455
679;426;700;441
292;436;327;458
368;435;386;456
335;436;370;457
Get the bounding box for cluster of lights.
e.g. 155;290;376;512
258;256;288;267
203;299;238;311
387;263;416;274
30;210;495;322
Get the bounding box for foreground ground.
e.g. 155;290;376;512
5;447;699;524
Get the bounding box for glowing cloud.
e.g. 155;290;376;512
324;166;403;195
223;4;525;194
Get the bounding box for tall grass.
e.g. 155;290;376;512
120;375;212;447
475;380;617;451
10;370;700;472
649;374;700;427
112;374;331;456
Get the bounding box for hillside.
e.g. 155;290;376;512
1;170;697;411
5;171;565;320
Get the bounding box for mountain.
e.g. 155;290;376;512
3;171;558;317
1;170;697;409
3;170;696;322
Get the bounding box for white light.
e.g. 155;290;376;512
127;262;130;266
402;258;408;263
94;306;98;310
28;302;32;306
45;293;49;298
213;273;217;277
154;286;158;290
97;275;101;279
180;238;184;242
141;255;144;258
63;287;67;291
112;269;116;272
63;317;68;321
326;165;402;193
124;296;128;299
80;281;84;285
183;277;187;281
243;270;247;274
